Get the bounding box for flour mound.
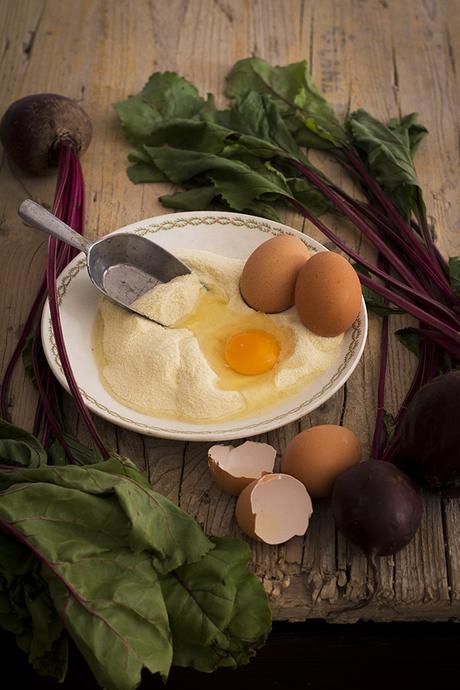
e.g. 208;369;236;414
96;249;343;422
133;273;202;326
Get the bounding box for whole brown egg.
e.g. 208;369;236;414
281;424;362;498
240;235;310;313
295;252;362;336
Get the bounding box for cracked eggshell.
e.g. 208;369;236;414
235;473;313;545
208;441;276;496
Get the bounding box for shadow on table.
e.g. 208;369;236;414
3;619;460;689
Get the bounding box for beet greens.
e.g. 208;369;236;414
0;439;270;687
115;58;460;466
0;93;271;689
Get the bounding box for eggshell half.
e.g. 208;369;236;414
240;235;310;313
208;441;276;496
281;424;362;498
235;473;313;544
295;252;362;336
235;479;259;538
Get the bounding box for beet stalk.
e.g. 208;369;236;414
0;94;108;460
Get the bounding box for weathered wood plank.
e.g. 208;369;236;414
0;0;49;431
388;0;460;606
0;0;459;622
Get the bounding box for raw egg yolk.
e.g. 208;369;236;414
224;330;280;375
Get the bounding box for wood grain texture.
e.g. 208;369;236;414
0;0;459;622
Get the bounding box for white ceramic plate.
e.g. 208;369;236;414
41;211;368;441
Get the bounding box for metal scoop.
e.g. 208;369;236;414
19;199;192;324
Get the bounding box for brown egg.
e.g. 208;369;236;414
240;235;310;313
295;252;362;336
207;441;276;496
281;425;362;498
235;473;313;544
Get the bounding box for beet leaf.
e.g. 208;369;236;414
0;533;68;681
347;109;426;217
0;451;271;689
0;419;47;468
160;537;271;671
225;57;346;148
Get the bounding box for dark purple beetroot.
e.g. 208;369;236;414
396;371;460;496
0;94;92;175
332;461;422;558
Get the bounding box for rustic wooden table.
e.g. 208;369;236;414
1;0;460;625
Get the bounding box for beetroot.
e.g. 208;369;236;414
0;94;92;175
396;371;460;495
332;461;422;558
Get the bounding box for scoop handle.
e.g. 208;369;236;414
18;199;91;254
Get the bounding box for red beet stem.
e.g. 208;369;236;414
358;274;460;348
343;148;454;294
333;188;457;307
371;316;389;460
287;197;460;333
288;158;429;294
1;141;109;461
47;145;109;459
31;320;75;463
0;279;47;419
370;253;390;460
